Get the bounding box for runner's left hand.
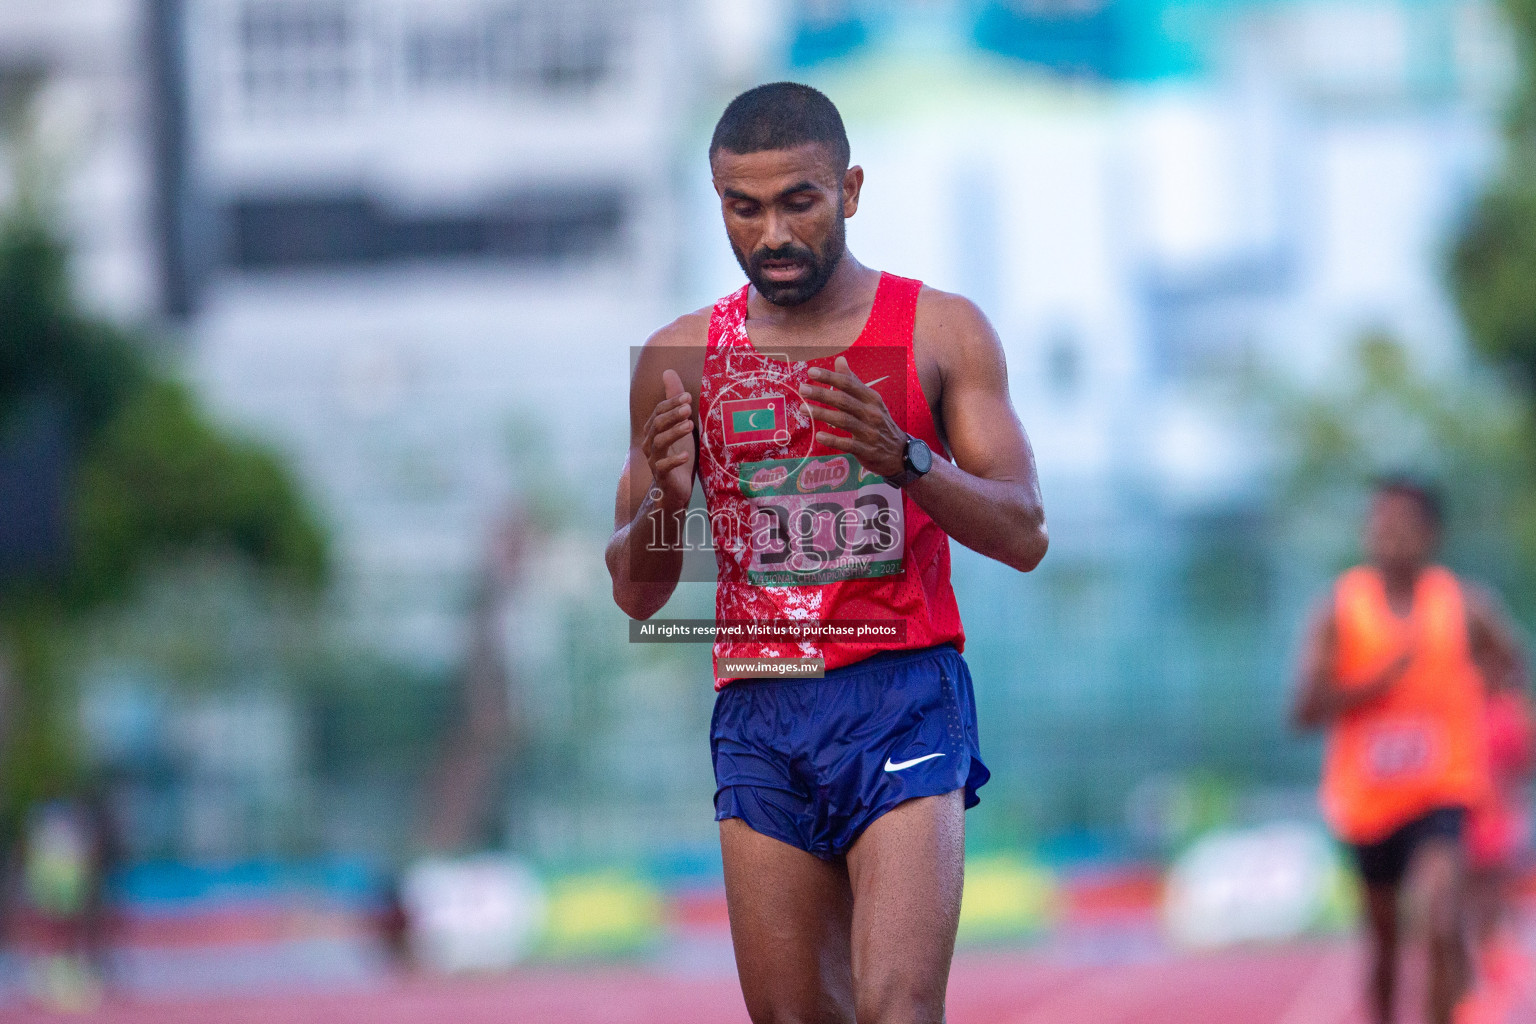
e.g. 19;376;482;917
799;356;908;478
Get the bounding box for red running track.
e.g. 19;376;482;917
0;940;1518;1024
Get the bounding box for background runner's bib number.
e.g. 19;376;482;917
1364;720;1439;781
739;454;904;586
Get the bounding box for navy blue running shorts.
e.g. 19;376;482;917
1348;805;1467;888
711;642;990;859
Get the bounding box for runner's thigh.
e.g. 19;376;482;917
720;817;856;1024
845;791;965;1024
1406;836;1466;936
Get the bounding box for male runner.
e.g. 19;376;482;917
606;83;1046;1024
1293;478;1525;1024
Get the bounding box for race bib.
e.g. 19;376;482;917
739;454;904;586
1364;720;1438;781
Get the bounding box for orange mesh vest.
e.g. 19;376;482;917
1320;566;1491;844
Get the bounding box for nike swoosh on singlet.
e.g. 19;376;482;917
883;753;945;772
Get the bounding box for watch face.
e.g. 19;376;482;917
909;437;933;474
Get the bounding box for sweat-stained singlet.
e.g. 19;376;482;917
697;273;965;686
1320;565;1492;844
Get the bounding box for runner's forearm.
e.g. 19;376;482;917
904;457;1046;572
1295;670;1394;728
1481;635;1527;693
606;491;689;619
1295;679;1355;728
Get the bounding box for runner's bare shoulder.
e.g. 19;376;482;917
1460;579;1522;644
912;285;1003;372
628;308;710;434
909;285;1008;421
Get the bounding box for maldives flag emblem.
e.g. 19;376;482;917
721;396;789;446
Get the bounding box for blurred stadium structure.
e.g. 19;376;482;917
1;0;1534;1006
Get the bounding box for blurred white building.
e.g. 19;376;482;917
0;0;160;319
180;0;698;666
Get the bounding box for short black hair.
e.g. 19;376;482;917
709;82;850;172
1373;474;1444;531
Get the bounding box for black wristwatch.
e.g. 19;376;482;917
884;435;933;488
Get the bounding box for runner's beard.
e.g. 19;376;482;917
735;209;846;307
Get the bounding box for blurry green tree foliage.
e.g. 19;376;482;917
0;210;327;832
1451;0;1536;384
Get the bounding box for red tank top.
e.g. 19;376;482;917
698;273;965;686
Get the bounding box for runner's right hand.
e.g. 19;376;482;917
642;369;696;510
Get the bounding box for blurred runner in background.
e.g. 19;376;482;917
1293;478;1524;1024
1462;673;1533;1022
15;795;114;1010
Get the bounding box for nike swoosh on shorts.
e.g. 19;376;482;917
884;753;945;772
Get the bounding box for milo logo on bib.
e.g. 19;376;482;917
797;458;849;491
739;455;904;586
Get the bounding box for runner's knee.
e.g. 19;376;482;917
853;970;946;1024
742;994;853;1024
1415;860;1464;936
